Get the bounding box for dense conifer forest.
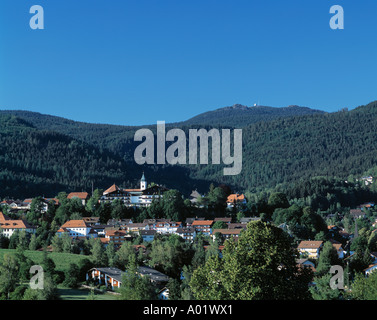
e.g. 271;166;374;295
1;100;377;199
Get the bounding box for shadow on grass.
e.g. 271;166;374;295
58;287;118;300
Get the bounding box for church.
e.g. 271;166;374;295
99;173;168;207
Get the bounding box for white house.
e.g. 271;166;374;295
0;219;36;238
57;220;97;238
155;221;182;234
297;241;323;259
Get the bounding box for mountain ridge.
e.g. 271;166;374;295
1;100;377;198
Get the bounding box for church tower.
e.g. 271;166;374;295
140;172;147;191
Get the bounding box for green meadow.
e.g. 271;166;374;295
0;249;91;272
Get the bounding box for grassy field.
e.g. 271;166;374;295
58;286;119;300
0;248;92;272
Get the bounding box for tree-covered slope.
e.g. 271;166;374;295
177;104;325;127
189;100;377;192
2;101;377;197
0;115;137;199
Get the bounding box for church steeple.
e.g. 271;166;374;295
140;172;147;191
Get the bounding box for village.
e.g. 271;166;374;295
0;172;377;300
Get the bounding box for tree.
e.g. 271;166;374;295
166;278;181;300
95;202;112;224
29;233;38;251
350;271;377;300
63;263;80;288
0;233;9;249
190;220;312;300
78;258;93;283
15;247;35;282
118;254;156;300
206;187;227;216
205;237;220;260
51;234;63;252
106;241;117;267
61;232;72;253
0;254;19;299
212;221;228;230
41;249;56;278
191;238;206;269
86;189;103;213
91;238;108;267
27;197;45;225
149;239;176;277
115;242;136;270
161;189;185;221
310;273;343;300
180;265;195;300
268;192;290;211
316;241;342;276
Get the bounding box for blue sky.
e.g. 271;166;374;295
1;0;377;125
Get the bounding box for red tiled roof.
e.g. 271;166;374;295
67;192;89;200
106;229;127;237
298;241;323;249
0;219;34;229
192;220;214;226
227;194;245;203
212;229;242;235
60;220;88;229
103;184;120;195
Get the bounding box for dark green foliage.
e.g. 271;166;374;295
3;101;377;198
63;263;80;288
0;115;134;199
178;104;324;127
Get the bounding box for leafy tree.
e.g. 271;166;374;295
268;192;290;213
27;197;45;225
316;241;342;276
63;263;81;288
0;233;9;249
41;249;57;280
106;241;117;267
77;258;94;282
29;233;38;251
206;187;227;216
15;247;35;282
61;232;72;253
91;238;108;267
166;278;181;300
190;220;312;300
350;271;377;300
86;189;103;213
118;254;156;300
310;273;343;300
212;221;228;230
115;242;137;270
51;234;63;252
180;265;195;300
0;254;19;299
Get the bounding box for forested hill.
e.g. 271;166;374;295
2;100;377;197
0;114;137;199
0;114;212;199
197;100;377;192
176;104;325;127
